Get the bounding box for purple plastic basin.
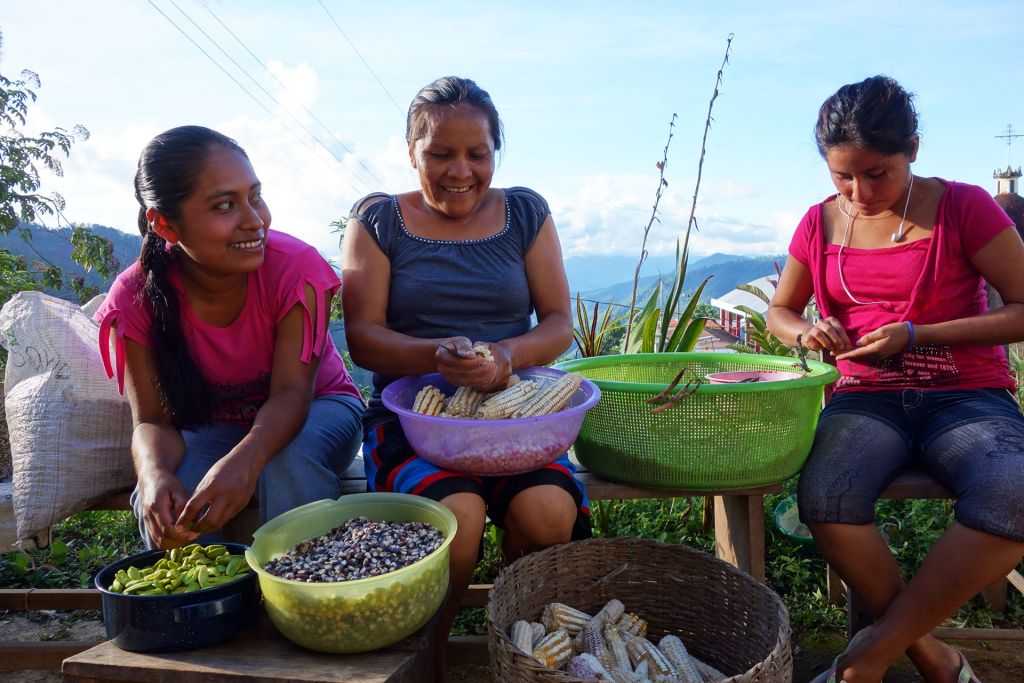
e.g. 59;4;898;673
382;366;601;477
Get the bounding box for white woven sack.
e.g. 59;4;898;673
0;291;134;546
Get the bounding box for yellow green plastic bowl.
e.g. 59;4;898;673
245;493;456;653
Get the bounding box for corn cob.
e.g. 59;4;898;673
634;660;650;679
510;620;534;655
609;667;646;683
626;637;676;678
654;676;685;683
597;650;619;675
574;599;625;651
443;385;488;417
475;380;539;419
693;657;726;682
566;653;613;681
531;628;573;669
657;635;702;683
604;626;632;671
512;372;582;418
541;602;591;636
412;385;445;416
472;343;494;361
530;621;546;647
578;622;609;657
615;612;648;638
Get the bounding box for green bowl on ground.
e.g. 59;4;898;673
774;494;815;544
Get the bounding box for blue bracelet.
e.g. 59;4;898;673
904;321;915;351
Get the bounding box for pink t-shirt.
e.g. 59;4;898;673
789;179;1015;392
95;230;362;425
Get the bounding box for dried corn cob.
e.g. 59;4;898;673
609;667;646;683
567;653;613;680
412;385;445;416
657;635;702;683
512;371;582;418
626;637;676;678
634;660;650;679
578;622;609;657
510;620;534;655
472;343;494;362
604;626;632;671
531;628;573;669
693;657;726;682
541;602;591;636
443;385;487;417
654;676;684;683
615;612;648;638
530;621;546;647
574;599;625;650
476;380;539;419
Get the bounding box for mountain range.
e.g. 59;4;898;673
2;225;784;308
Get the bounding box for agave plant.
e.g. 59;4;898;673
573;293;627;358
621;243;712;355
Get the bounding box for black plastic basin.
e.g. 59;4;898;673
95;542;260;652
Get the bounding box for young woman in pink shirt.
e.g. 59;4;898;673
97;126;364;550
769;76;1024;683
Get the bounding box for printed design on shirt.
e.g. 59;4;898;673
210;372;271;423
839;344;959;388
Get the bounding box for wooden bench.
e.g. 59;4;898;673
0;457;780;671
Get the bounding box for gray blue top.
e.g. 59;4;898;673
350;187;551;425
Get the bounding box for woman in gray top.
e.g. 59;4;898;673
342;76;589;679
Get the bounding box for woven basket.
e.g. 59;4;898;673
488;537;792;682
555;353;839;489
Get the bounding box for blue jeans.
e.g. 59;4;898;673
798;388;1024;541
133;393;363;548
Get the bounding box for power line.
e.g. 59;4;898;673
163;0;379;194
316;0;405;116
144;0;367;197
197;2;388;191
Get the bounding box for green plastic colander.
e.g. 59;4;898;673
555;353;839;490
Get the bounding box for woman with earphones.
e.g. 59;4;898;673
768;75;1024;683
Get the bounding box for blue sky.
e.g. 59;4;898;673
3;1;1022;262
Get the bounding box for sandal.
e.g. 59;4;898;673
809;626;876;683
956;650;981;683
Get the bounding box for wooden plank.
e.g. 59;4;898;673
87;461;784;510
445;635;489;667
1008;569;1024;597
878;470;952;499
578;472;781;500
0;588;102;611
0;641;94;671
713;494;766;582
934;627;1024;641
982;578;1008;613
62;616;433;682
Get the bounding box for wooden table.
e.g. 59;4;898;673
62;614;434;683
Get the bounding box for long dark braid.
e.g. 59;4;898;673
133;125;247;427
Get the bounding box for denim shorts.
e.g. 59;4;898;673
797;388;1024;541
132;393;364;548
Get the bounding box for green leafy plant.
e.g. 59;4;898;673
572;293;626;358
0;39;119;325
